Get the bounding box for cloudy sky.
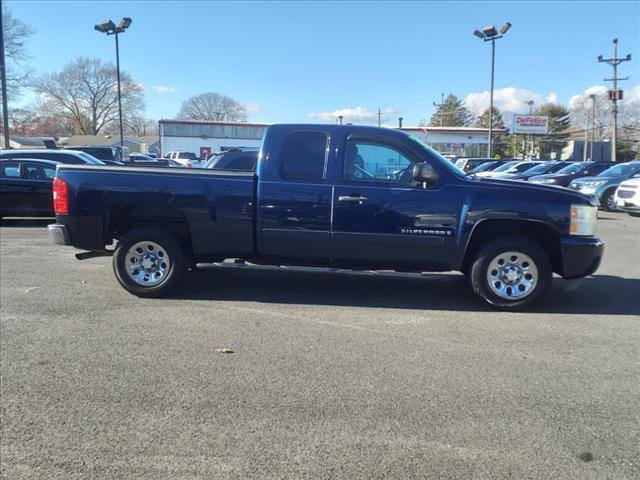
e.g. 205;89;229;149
8;0;640;126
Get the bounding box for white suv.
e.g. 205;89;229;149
164;151;202;168
614;177;640;215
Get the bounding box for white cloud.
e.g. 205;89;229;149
153;85;177;94
245;102;262;115
464;87;561;116
568;85;608;109
307;106;396;124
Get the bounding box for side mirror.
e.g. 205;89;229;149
413;162;438;186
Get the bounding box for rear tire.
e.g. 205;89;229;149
113;228;189;298
469;235;552;310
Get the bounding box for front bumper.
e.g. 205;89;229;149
48;224;71;246
560;235;604;279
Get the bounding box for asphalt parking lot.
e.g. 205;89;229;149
1;212;639;479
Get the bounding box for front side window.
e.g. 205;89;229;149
343;140;414;183
281;131;327;181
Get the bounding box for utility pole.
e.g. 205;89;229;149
432;92;444;126
525;100;534;159
598;38;631;163
377;108;382;127
0;0;10;149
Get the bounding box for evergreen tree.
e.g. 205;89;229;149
427;94;473;127
534;103;570;159
475;107;508;158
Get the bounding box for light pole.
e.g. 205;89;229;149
589;94;596;161
0;3;10;149
95;18;132;149
474;22;511;158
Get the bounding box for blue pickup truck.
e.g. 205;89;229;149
48;124;604;310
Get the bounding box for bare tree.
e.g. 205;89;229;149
125;116;159;136
178;92;247;122
2;5;34;99
33;57;145;135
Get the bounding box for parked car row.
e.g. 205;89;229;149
465;158;640;212
1;145;639;219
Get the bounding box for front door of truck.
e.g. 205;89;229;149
258;130;333;261
331;136;458;269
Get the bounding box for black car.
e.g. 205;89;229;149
0;158;59;218
468;160;510;174
455;157;497;172
0;149;105;165
124;153;170;167
62;146;124;166
529;161;614;187
204;147;259;171
500;161;576;181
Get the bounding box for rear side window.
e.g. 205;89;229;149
24;163;56;180
1;162;20;177
224;154;257;171
281;132;327;181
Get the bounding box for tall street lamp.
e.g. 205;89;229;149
95;17;132;148
473;22;512;158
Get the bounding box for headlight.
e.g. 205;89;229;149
581;180;607;188
570;205;597;236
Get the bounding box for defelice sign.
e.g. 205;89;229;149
512;115;549;135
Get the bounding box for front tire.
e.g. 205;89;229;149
469;236;552;310
600;189;616;211
113;228;189;298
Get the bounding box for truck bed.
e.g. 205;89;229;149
54;165;256;260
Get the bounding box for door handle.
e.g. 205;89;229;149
338;195;368;202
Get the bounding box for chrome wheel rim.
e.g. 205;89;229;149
606;193;616;210
125;241;170;287
486;251;538;300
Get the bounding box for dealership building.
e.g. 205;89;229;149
159;119;502;159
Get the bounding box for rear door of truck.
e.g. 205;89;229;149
257;128;335;261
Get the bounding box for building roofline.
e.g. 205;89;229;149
159;119;270;127
400;126;508;133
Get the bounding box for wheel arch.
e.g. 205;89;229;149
462;219;563;275
106;203;193;255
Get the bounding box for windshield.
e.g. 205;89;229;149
508;162;540;173
597;163;640;177
203;154;222;169
492;161;521;173
77;152;104;164
470;161;499;173
408;135;466;177
521;163;555;175
556;163;587;175
179;152;198;160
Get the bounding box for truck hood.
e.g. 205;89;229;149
473;176;597;205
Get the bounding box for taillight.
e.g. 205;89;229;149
187;161;193;168
52;177;69;215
